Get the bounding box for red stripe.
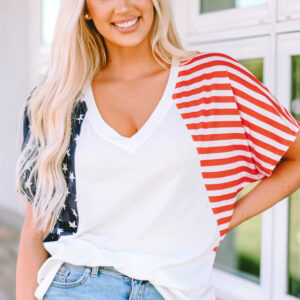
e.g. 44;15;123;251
209;186;246;203
212;203;235;214
192;133;245;142
200;155;254;166
181;108;239;119
210;192;237;202
188;120;242;130
175;96;234;109
178;60;224;77
173;82;232;99
197;144;249;155
202;166;258;179
176;70;228;88
217;216;232;225
220;228;228;236
206;177;255;191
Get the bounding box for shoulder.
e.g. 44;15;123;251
178;51;250;80
179;51;239;68
175;51;241;85
176;51;256;88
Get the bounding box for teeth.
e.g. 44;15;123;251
114;17;139;28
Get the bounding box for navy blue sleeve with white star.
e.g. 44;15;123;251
21;89;88;243
43;98;88;243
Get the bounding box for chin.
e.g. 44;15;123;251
110;36;149;48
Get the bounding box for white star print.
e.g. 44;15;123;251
25;179;32;189
71;208;78;217
74;134;79;143
69;172;75;183
66;188;70;196
57;227;64;235
68;221;77;229
66;149;70;157
76;114;84;122
62;163;68;172
62;203;66;210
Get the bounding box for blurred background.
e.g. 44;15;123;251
0;0;300;300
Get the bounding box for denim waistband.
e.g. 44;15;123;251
62;262;128;279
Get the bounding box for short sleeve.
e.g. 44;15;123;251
222;53;300;178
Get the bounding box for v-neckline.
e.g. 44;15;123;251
85;56;180;153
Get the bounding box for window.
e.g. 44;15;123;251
188;0;271;39
200;0;267;14
214;58;264;284
288;55;300;298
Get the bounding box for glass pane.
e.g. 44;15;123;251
200;0;267;14
41;0;62;45
288;55;300;298
214;58;264;283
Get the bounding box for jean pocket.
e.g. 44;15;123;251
51;263;90;288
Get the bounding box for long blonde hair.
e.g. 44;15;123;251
15;0;198;235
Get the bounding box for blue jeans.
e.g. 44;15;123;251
43;262;165;300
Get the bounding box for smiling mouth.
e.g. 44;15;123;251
112;16;141;28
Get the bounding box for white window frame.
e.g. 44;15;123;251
186;36;277;300
273;31;300;300
188;0;272;38
186;0;300;46
278;0;300;21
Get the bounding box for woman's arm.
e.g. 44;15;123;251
227;130;300;232
16;202;51;300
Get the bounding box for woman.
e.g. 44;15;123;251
15;0;300;299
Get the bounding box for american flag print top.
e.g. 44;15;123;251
20;52;300;300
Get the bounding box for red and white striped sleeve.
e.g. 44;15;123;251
221;53;300;178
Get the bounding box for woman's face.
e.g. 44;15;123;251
85;0;155;48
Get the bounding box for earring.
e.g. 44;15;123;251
85;13;89;19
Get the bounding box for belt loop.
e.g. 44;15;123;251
91;266;99;278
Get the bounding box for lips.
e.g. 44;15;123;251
112;16;141;26
110;16;141;33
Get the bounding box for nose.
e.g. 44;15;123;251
115;0;131;13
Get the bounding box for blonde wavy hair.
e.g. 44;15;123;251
15;0;198;236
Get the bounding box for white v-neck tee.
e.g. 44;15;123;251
35;57;219;300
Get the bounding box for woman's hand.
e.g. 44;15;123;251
227;130;300;232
